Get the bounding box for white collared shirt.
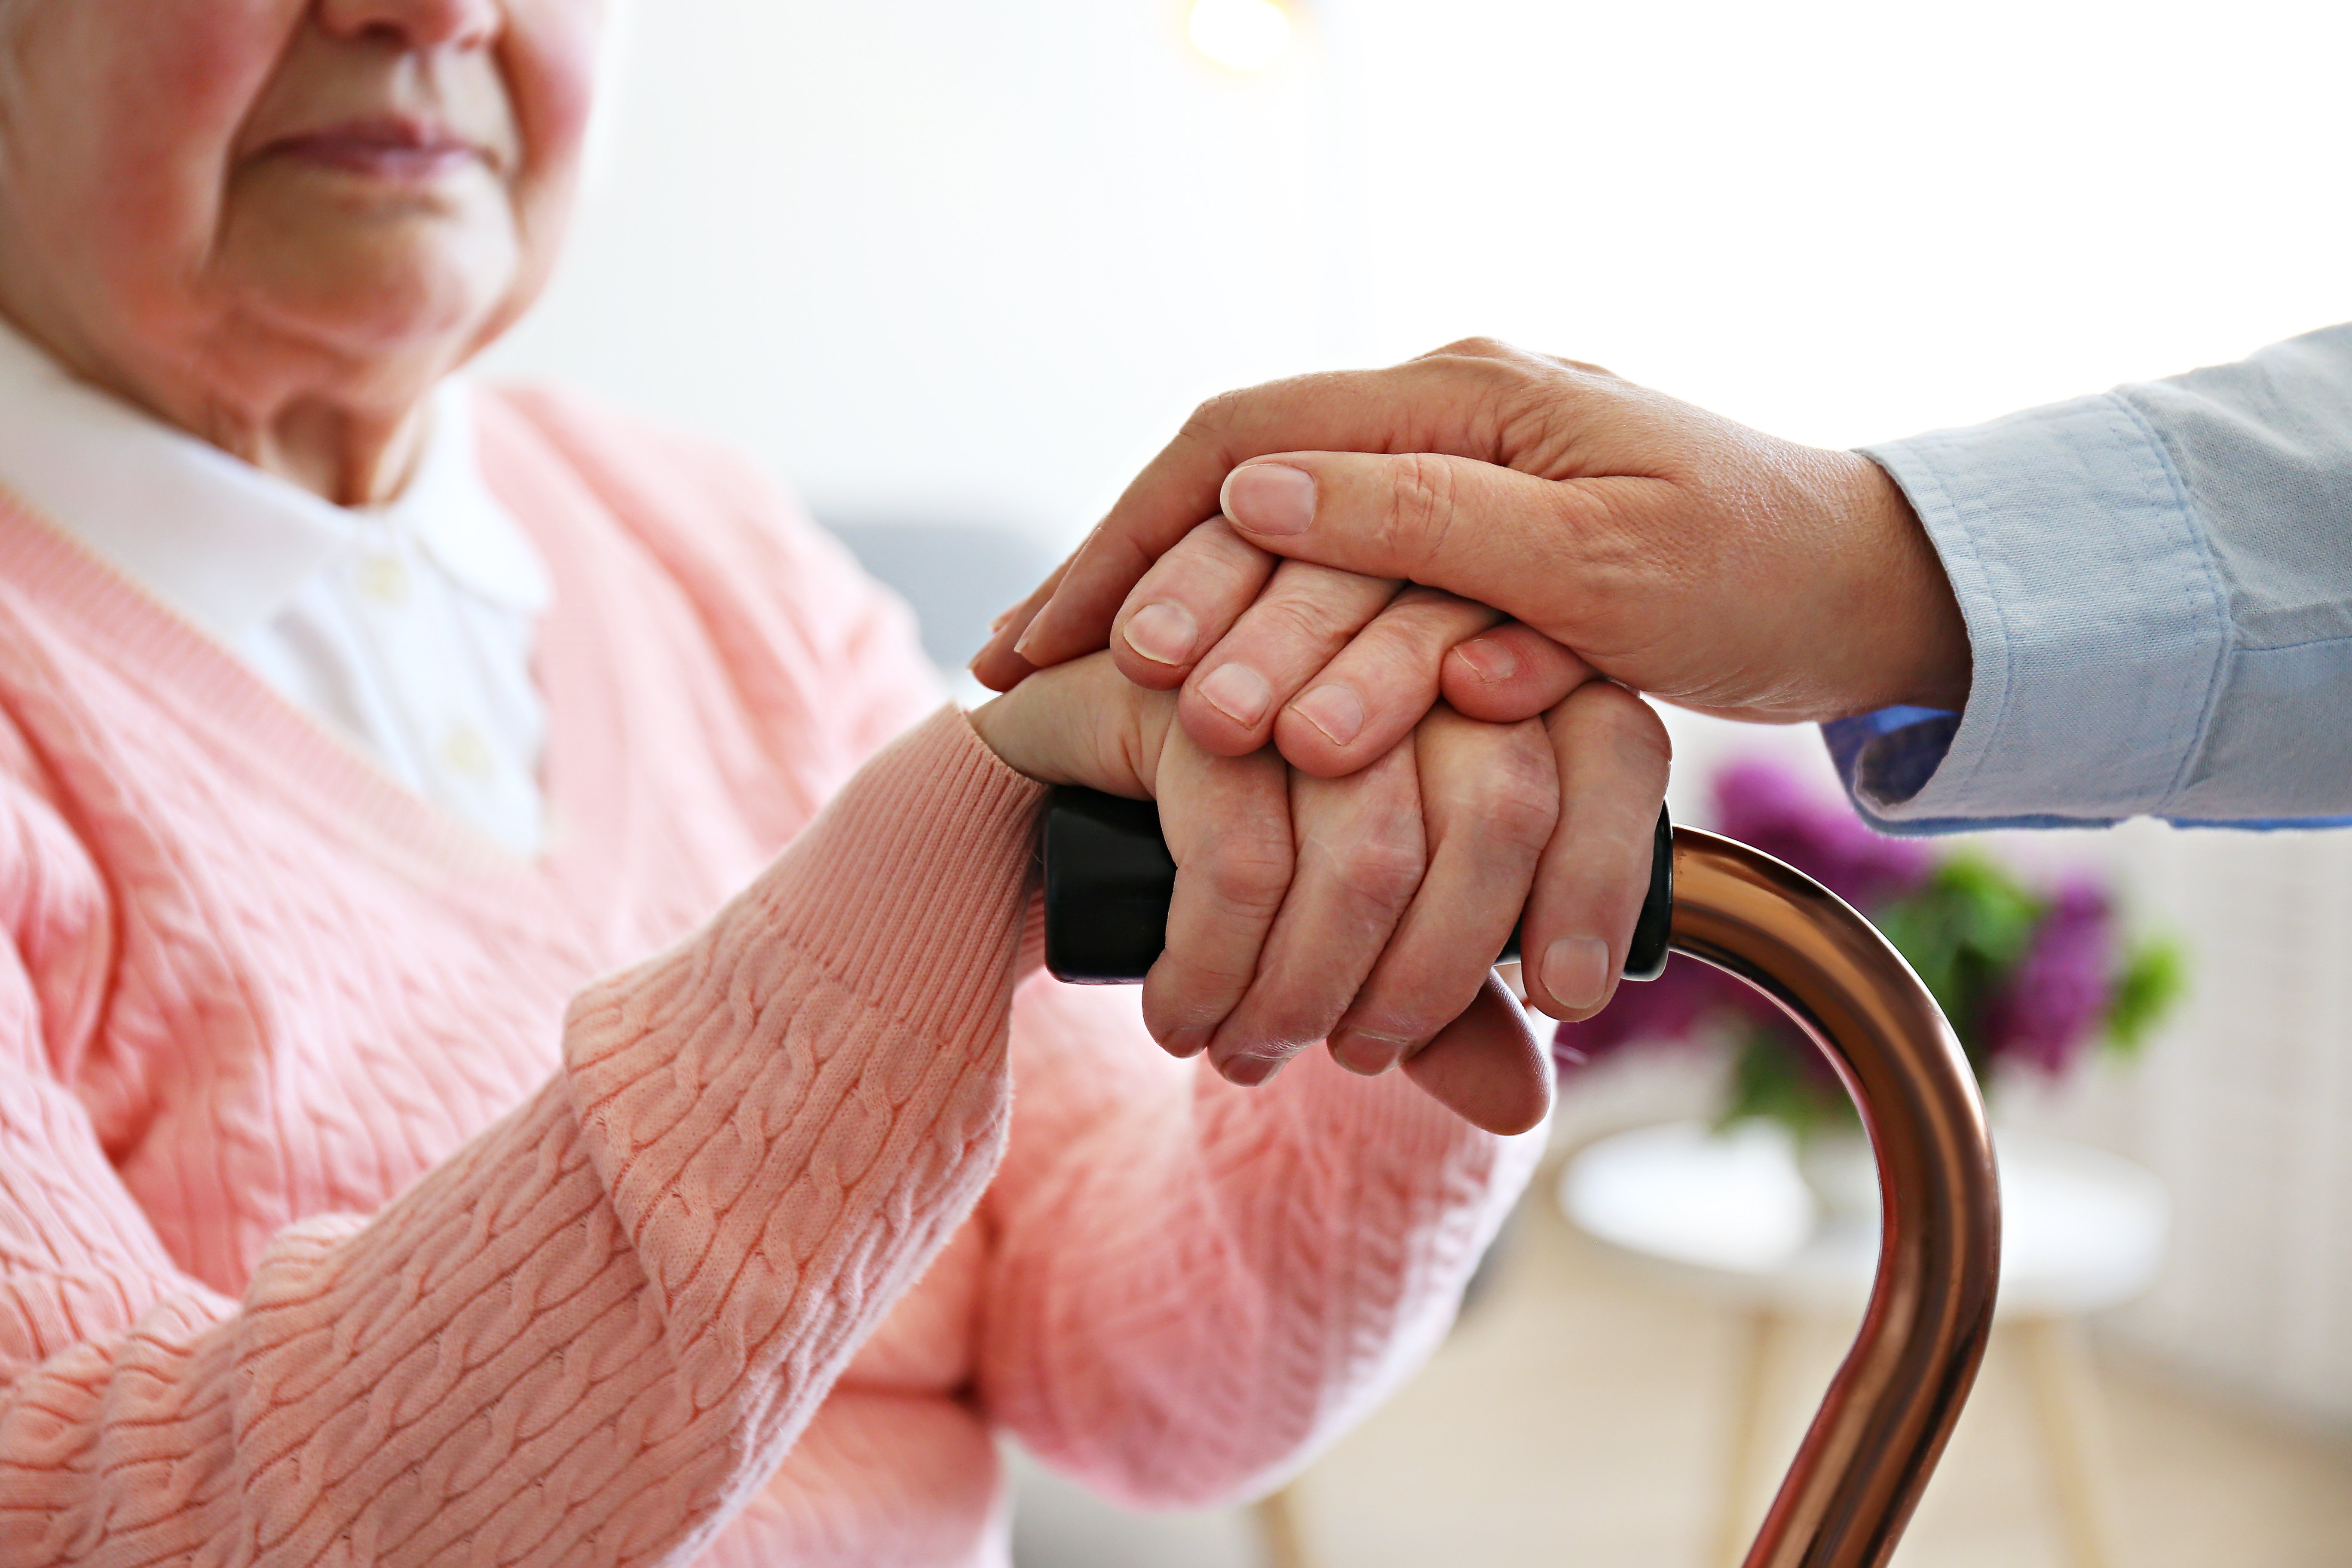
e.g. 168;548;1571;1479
0;320;549;853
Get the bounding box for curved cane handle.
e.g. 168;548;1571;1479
1036;792;2000;1568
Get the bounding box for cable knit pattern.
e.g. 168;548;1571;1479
0;386;1541;1567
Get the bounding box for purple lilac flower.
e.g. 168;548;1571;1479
1712;760;1934;910
1553;955;1744;1072
1557;759;1931;1078
1981;879;2116;1076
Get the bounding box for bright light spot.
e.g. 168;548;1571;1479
1188;0;1292;73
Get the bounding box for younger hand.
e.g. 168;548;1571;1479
975;338;1969;744
1088;513;1596;778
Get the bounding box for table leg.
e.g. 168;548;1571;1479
2017;1315;2124;1568
1714;1306;1790;1568
1254;1483;1314;1568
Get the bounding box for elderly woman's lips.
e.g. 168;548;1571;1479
264;122;487;181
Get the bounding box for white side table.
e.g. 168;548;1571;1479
1560;1121;2168;1568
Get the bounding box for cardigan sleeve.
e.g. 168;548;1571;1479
0;709;1049;1568
476;383;1539;1516
975;974;1544;1509
632;408;1551;1507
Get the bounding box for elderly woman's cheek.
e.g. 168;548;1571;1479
505;0;607;158
485;0;606;285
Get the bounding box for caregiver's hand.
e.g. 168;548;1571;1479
973;339;1970;759
969;652;1565;1135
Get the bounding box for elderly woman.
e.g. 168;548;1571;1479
0;3;1589;1565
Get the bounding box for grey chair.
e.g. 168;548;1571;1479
824;517;1056;674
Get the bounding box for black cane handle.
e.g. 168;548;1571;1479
1040;786;1673;985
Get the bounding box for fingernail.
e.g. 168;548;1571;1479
1161;1024;1210;1059
1540;936;1611;1013
1011;622;1043;658
1292;683;1366;746
1454;637;1519;683
1222;463;1316;536
1330;1029;1406;1076
1198;662;1273;727
1222;1054;1286;1087
989;606;1018;633
1123;601;1199;667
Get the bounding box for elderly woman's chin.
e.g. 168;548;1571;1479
218;162;540;373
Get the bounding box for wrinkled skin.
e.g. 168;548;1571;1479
0;0;601;503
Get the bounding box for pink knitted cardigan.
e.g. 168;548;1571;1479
0;386;1538;1568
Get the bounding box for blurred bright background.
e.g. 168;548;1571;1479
487;0;2352;1563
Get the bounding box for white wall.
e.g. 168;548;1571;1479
1331;0;2352;444
491;0;2352;539
488;0;1353;541
2052;821;2352;1429
487;0;2352;1424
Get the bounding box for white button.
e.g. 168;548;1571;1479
358;554;410;605
441;724;495;781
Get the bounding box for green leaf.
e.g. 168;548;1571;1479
1718;1026;1856;1138
2107;935;2187;1054
1871;851;2043;1064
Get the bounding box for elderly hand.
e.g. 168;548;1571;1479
969;652;1577;1135
973;338;1970;754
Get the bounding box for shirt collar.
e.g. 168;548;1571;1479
389;379;553;616
0;317;549;646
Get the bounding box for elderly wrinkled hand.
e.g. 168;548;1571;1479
969;651;1572;1134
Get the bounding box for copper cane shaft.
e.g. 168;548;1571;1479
1668;828;2002;1568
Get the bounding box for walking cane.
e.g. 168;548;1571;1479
1040;788;2001;1568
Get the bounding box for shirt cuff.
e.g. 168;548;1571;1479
1834;392;2231;833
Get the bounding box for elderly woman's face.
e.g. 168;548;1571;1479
0;0;601;413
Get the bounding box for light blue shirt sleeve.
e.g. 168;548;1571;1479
1825;323;2352;835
